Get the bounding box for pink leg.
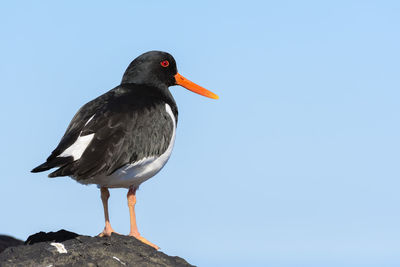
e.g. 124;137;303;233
98;187;118;237
127;186;159;249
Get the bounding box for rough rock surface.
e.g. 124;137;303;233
0;235;23;254
0;230;194;267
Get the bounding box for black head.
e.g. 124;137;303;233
121;51;219;99
121;51;178;88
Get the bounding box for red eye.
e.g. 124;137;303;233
160;60;169;67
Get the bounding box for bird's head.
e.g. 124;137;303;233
121;51;219;99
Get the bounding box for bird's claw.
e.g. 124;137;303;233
98;227;119;237
129;233;159;250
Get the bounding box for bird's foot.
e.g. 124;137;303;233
129;232;159;250
98;226;119;237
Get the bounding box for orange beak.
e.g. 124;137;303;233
174;73;219;100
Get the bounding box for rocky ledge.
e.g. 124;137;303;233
0;230;194;267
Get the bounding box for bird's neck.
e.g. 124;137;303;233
122;75;162;88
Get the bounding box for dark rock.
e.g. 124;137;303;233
0;235;23;254
25;229;79;245
0;230;194;267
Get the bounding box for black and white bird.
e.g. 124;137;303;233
31;51;218;249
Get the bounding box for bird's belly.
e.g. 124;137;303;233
76;150;173;188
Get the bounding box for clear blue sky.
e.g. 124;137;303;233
1;1;399;266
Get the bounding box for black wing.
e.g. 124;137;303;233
32;84;178;180
31;89;114;173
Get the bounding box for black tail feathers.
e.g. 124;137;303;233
31;162;52;173
31;156;74;175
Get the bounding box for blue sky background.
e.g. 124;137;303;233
1;1;400;266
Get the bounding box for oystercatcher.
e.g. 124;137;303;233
31;51;218;249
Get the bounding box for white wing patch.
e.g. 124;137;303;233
58;116;95;160
84;114;95;126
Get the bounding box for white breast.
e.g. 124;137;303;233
77;103;176;188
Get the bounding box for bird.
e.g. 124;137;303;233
31;51;218;250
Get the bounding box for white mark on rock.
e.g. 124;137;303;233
113;256;126;265
50;242;68;254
